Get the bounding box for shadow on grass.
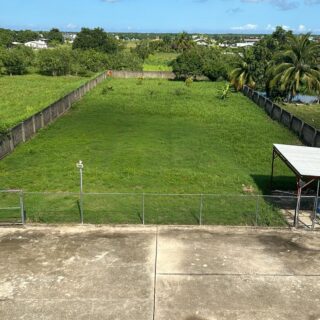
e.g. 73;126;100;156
251;174;297;195
251;175;300;227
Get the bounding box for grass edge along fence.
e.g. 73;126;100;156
242;86;320;147
0;71;109;160
1;190;319;229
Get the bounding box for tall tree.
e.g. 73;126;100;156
268;33;320;101
172;32;195;52
47;28;64;45
14;30;39;43
0;28;14;48
72;28;119;54
133;40;154;61
230;49;256;91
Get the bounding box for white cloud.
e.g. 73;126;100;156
266;24;275;31
66;23;77;29
231;23;258;30
241;0;299;10
298;24;306;32
281;25;291;31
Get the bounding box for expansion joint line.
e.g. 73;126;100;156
156;273;320;277
152;226;159;320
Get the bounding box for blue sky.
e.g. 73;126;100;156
1;0;320;34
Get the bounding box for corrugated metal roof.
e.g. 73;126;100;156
274;144;320;178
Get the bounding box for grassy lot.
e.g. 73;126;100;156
0;74;88;131
0;79;301;225
281;103;320;129
143;52;178;71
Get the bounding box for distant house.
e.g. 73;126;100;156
243;38;260;44
235;42;255;48
63;33;77;44
192;35;215;47
25;40;48;49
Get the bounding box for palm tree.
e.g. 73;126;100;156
268;33;320;102
230;49;256;91
174;32;195;52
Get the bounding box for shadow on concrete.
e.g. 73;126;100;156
257;234;320;254
185;316;208;320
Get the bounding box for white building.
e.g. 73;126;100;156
25;40;48;49
236;42;255;48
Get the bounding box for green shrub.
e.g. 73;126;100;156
109;52;143;71
185;77;193;87
37;47;72;76
3;46;34;75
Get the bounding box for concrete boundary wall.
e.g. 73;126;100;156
0;71;108;160
242;85;319;147
112;70;175;79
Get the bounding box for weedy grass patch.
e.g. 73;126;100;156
0;74;89;131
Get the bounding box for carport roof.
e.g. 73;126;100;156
273;144;320;179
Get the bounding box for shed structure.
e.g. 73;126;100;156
271;144;320;228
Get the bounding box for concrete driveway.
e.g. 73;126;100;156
0;225;319;320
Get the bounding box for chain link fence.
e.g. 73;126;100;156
0;191;319;229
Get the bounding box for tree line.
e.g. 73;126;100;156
168;27;320;102
0;28;144;76
1;26;320;102
229;27;320;102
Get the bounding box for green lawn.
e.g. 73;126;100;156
0;74;88;131
0;79;301;225
281;103;320;129
143;52;178;71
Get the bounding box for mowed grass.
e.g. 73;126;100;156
281;103;320;129
143;52;178;71
0;79;300;225
0;74;88;130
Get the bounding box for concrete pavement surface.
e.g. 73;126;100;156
0;225;319;319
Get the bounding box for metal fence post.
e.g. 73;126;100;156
76;161;84;224
199;194;203;225
19;191;25;224
255;196;259;227
142;193;145;225
312;180;320;230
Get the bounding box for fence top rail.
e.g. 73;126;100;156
0;189;22;193
0;190;315;199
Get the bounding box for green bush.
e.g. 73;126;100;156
108;51;143;71
71;49;110;76
2;46;34;75
37;47;72;76
171;47;205;79
172;46;238;81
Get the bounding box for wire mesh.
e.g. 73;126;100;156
0;191;22;224
0;191;318;228
82;193;142;224
23;192;80;223
143;194;201;225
